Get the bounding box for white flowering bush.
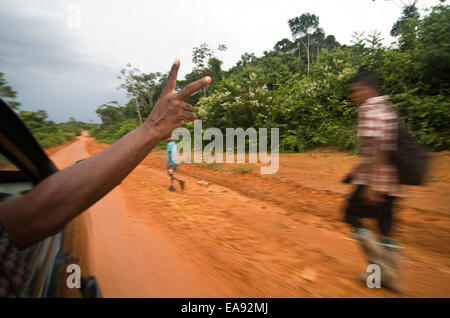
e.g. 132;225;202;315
196;68;272;130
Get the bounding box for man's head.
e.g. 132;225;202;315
346;71;381;106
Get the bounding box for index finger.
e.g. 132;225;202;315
176;76;212;100
163;60;180;94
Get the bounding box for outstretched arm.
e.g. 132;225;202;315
0;60;211;249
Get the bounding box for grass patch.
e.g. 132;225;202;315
193;162;224;171
232;165;254;174
191;162;254;174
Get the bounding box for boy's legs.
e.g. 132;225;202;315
345;185;367;229
345;185;385;262
345;185;402;291
169;165;185;190
168;165;176;191
376;194;403;291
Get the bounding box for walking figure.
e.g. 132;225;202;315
167;137;185;191
344;71;403;293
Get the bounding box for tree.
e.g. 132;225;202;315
217;44;228;65
208;57;224;82
288;13;320;76
192;43;215;97
310;28;325;63
0;72;20;110
376;0;420;9
192;43;214;70
117;63;144;124
218;44;228;51
391;1;419;36
414;4;450;94
18;110;49;129
96;101;123;125
391;1;420;50
217;44;228;61
236;52;257;67
274;38;296;53
323;35;339;51
133;72;164;113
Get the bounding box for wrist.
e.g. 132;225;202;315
141;120;163;144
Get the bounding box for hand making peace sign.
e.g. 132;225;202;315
145;60;211;139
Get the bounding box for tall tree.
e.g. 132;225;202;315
192;43;214;97
288;13;320;76
391;0;420;50
192;43;214;70
117;63;144;124
217;44;228;61
133;72;164;112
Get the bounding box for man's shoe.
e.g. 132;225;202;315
354;230;404;294
179;180;185;190
380;244;404;294
378;239;404;251
358;272;403;294
169;186;176;192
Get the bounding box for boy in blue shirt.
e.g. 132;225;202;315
166;137;185;191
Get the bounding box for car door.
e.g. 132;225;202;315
0;98;100;298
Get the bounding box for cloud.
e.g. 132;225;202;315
0;2;127;122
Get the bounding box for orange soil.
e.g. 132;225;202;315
44;139;76;157
50;133;450;297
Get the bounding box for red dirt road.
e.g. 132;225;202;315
48;132;450;297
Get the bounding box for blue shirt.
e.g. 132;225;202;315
166;141;178;166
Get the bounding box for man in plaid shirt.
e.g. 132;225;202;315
344;72;403;292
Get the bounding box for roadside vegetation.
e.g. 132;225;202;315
90;3;449;152
2;3;448;152
0;72;96;148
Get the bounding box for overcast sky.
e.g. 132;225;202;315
0;0;443;123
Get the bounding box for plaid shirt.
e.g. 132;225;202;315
352;96;401;197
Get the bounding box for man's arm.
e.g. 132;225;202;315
0;60;211;249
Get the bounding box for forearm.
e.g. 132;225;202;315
0;60;210;249
0;123;160;248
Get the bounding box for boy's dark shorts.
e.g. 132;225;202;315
344;185;396;237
